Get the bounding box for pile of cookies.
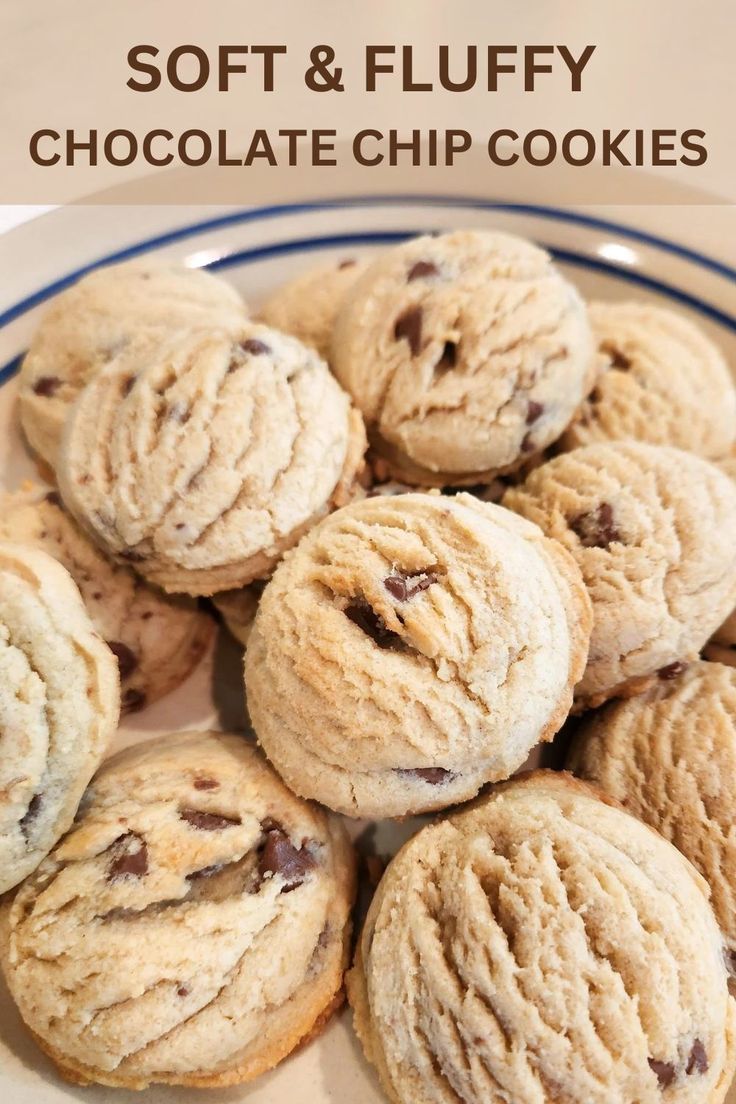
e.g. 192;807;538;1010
3;228;736;1102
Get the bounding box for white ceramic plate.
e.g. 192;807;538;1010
1;196;735;1104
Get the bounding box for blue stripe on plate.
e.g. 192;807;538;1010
0;196;734;331
2;228;735;385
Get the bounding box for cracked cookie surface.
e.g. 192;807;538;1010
0;542;119;894
568;660;736;961
560;301;736;458
347;771;736;1104
0;487;214;711
57;321;367;595
244;492;591;818
18;260;246;471
504;442;736;708
331;230;597;485
0;731;356;1089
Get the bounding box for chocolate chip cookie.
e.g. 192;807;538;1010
0;542;119;894
0;487;214;711
348;771;736;1104
18;260;246;471
504;442;736;708
245;492;591;818
1;731;356;1089
568;660;736;964
560;301;736;458
331;230;597;485
57;322;367;595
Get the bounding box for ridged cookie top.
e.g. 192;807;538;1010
561;301;736;457
503;442;736;704
57;322;366;595
569;660;736;957
245;493;591;818
18;260;246;470
259;257;369;360
0;542;119;894
0;487;213;712
2;732;355;1084
350;772;736;1104
331;230;596;483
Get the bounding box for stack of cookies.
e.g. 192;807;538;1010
2;232;736;1102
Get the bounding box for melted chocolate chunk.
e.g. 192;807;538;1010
241;338;270;356
180;809;242;831
384;571;437;602
686;1040;708;1075
44;490;62;508
659;660;688;681
398;767;456;785
32;376;61;397
177;985;190;997
526;400;544;425
648;1058;676;1088
606;345;631;371
193;777;220;791
258;824;315;893
107;833;148;881
119;548;145;563
187;864;222;880
570;503;621;549
344;599;404;650
19;793;43;837
394;306;423;356
122;688;147;712
121;375;137;397
407;260;439;281
520;431;534;453
434;341;457;374
107;641;138;681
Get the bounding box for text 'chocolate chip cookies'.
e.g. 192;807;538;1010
18;260;247;471
245;492;592;818
504;442;736;707
0;543;119;894
348;772;736;1104
0;731;356;1089
57;322;367;595
331;230;598;486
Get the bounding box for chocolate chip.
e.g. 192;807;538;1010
338;258;356;270
177;985;190;997
180;809;242;831
344;599;404;650
407;260;439;281
258;824;315;892
122;688;147;712
119;548;144;563
570;503;621;549
193;778;220;791
19;793;42;837
648;1058;676;1088
167;402;190;424
659;661;688;681
686;1040;708;1075
107;641;138;681
44;490;62;508
526;401;544;425
107;833;148;881
589;387;602;404
394;306;423;355
121;376;136;397
187;864;222;880
241;338;270;356
434;341;457;374
32;376;61;397
605;345;631;371
520;431;534;453
397;767;456;785
384;571;437;602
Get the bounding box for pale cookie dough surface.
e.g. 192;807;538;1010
568;660;736;961
560;301;736;458
1;731;356;1090
18;260;246;471
331;230;597;485
0;487;214;712
0;542;119;894
58;322;367;595
348;771;736;1104
245;493;592;818
259;257;369;360
503;442;736;707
